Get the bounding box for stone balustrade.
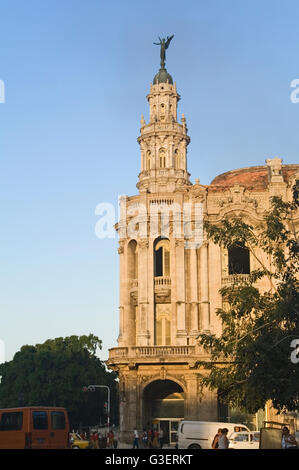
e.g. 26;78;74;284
154;276;171;286
109;345;197;359
222;274;251;285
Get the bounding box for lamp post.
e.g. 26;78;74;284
83;385;110;431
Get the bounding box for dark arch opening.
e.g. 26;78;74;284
143;379;184;445
228;243;250;275
154;238;170;277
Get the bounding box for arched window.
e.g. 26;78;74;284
146;150;151;171
128;240;138;279
228;242;250;275
174;149;180;169
154;239;170;277
159;148;166;169
156;304;171;346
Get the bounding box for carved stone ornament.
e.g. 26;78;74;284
130;290;138;306
160;366;167;380
138;240;149;249
118;241;125;254
154;289;171;304
217;185;258;209
189;182;207;202
175;238;185;248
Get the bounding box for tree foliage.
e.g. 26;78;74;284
199;181;299;414
0;334;118;428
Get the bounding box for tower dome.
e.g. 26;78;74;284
153;67;173;85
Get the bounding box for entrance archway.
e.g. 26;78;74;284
143;379;185;445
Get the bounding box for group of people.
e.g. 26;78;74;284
84;429;117;449
91;429;117;449
211;428;230;449
211;426;298;450
133;426;164;449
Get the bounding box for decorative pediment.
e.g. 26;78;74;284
187;179;207;202
216;184;258;209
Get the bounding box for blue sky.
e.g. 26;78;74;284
0;0;298;362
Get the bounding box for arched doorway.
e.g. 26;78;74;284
143;380;184;445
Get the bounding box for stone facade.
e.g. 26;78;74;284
107;62;299;445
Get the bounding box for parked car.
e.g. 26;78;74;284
69;432;90;449
229;431;260;449
177;421;250;449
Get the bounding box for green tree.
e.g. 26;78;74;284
0;334;118;428
199;181;299;414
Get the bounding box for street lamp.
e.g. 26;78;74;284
83;385;111;430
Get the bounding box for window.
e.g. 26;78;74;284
228;243;250;275
159;148;166;168
0;412;23;431
234;433;249;442
128;240;138;279
51;411;65;430
156;304;171;346
154;239;170;277
146;150;151;171
33;411;48;430
174;149;180;169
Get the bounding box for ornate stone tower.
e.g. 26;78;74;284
107;37;299;445
107;38;217;446
137;72;191;194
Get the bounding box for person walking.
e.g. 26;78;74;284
159;428;164;449
142;429;148;449
211;428;222;449
152;428;159;448
147;427;153;449
107;430;114;448
133;428;139;449
218;428;229;449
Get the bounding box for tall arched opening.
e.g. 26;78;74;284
143;379;185;445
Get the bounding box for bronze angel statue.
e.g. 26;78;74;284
153;35;174;68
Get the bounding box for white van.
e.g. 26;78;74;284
177;421;251;449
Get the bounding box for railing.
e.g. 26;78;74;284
134;346;195;357
149;198;174;206
154;276;171;286
109;347;128;358
222;274;251;285
109;345;196;359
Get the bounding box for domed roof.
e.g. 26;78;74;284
153;67;173;85
208;164;299;192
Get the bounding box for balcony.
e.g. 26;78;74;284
222;274;251;286
107;344;208;366
154;276;171;286
154;276;171;303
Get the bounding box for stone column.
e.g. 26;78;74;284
148;238;155;345
120;372;138;445
175;239;187;344
185;375;199;420
200;242;210;331
117;241;125;346
190;247;199;334
137;240;149;345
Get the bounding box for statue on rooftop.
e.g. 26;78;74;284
153;35;174;69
